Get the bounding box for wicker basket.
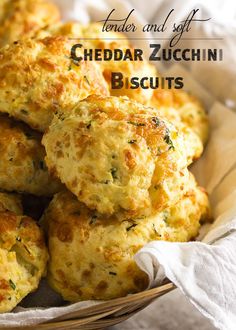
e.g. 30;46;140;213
6;282;175;330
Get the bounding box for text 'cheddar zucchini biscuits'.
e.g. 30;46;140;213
0;0;60;47
0;36;109;132
43;95;190;216
37;22;157;104
0;195;48;313
43;178;210;302
0;115;62;196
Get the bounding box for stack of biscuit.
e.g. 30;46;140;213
0;0;211;310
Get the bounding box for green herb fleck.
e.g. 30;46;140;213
152;224;159;235
127;121;145;127
9;279;16;290
86;121;92;129
163;211;169;223
25;132;34;140
17;219;23;228
56;112;66;121
152;117;160;127
89;215;97;225
126;223;137;232
164;129;175;150
109;271;117;276
20;109;28;115
156;147;162;156
39;160;46;170
102;180;110;184
23;244;32;255
84;75;90;85
111;167;118;179
128;139;137;144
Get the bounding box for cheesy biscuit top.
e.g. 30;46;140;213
0;209;48;312
0;115;62;196
0;0;60;47
0;36;109;131
43;177;210;302
43;95;190;216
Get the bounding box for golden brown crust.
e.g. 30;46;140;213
150;88;209;145
36;22;157;104
43;95;190;216
0;0;60;47
43;179;210;301
0;210;48;312
0;36;109;131
0;114;62;196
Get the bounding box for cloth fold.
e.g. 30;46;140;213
135;232;236;330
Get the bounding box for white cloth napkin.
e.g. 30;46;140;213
1;1;236;329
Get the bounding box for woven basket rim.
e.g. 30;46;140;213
54;282;175;322
5;282;175;330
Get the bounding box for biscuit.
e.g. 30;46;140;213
44;179;210;301
0;36;109;131
0;115;62;196
0;0;60;47
0;211;48;312
43;95;190;216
